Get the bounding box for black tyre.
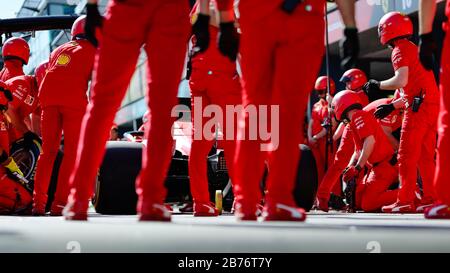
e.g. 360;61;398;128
293;144;319;211
93;141;142;215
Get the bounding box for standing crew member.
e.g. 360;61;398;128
188;2;241;217
418;0;450;218
363;12;439;213
32;16;97;216
233;0;326;221
63;0;191;221
308;76;336;184
5;61;47;145
0;37;29;82
332;91;399;212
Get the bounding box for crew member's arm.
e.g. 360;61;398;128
418;0;437;70
216;0;239;61
381;125;399;151
85;0;102;47
333;122;345;141
348;150;359;168
391;97;407;109
314;128;328;140
374;97;406;119
419;0;437;34
379;66;409;90
335;0;356;28
6;106;29;135
335;0;359;69
355;135;375;169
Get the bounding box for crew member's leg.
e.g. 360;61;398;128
316;126;354;208
136;0;190;220
417;117;438;211
361;161;398;212
264;14;324;220
233;14;274;220
65;1;149;219
426;26;450;218
50;106;85;215
33;106;62;215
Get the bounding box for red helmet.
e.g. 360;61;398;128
0;81;13;110
1;37;30;65
331;90;363;122
378;12;413;45
340;69;367;91
34;61;48;86
314;76;336;96
71;15;86;39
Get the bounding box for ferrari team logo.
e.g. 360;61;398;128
24;95;35;106
56;54;71;66
0;121;6;131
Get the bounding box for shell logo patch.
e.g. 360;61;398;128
0;121;6;131
57;54;71;66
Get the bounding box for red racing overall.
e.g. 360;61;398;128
349;110;398;212
5;75;40;139
66;0;190;220
0;60;24;82
0;113;32;214
317;98;402;205
233;0;325;218
433;0;450;207
393;40;439;206
33;39;96;215
310;98;330;183
189;25;241;208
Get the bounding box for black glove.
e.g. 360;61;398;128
374;104;395;120
339;28;360;70
23;131;41;150
192;14;210;54
85;3;103;47
218;22;240;61
362;79;380;96
419;32;437;71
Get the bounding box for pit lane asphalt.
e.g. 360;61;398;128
1;211;450;253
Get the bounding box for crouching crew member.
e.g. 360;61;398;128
5;61;47;145
332;90;399;212
0;81;30;214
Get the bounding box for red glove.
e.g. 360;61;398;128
343;165;362;183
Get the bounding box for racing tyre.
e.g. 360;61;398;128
293;144;318;211
93;141;142;214
10;138;41;182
